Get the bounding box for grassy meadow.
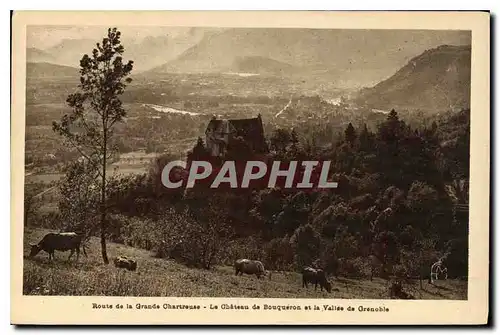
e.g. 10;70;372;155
23;228;467;299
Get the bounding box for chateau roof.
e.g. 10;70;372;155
205;115;268;153
206;115;264;135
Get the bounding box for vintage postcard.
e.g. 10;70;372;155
11;11;490;325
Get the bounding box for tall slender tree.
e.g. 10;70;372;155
53;28;134;264
344;122;356;144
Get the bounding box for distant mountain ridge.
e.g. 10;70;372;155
153;28;470;86
26;28;212;72
27;29;470;87
354;45;471;113
26;62;79;79
228;56;297;76
27;48;56;64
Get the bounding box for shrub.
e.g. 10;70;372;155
338;257;367;278
263;237;294;271
154;206;233;270
290;224;321;270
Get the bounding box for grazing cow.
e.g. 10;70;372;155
29;232;87;261
234;259;266;279
302;267;332;293
114;256;137;271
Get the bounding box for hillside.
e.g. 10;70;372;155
355;45;471;113
43;38;97;68
23;227;467;299
154;29;470;86
112;28;214;72
26;62;79;79
229;56;297;76
27;48;56;63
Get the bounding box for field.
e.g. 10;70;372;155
23;228;467;299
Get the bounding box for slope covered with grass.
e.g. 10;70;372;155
23;228;467;299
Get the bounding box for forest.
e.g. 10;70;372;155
36;106;469;284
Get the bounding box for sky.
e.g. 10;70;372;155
27;26;200;50
25;26;471;82
27;25;471;51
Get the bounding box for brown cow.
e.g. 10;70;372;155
234;259;266;279
114;256;137;271
29;232;87;261
302;267;332;293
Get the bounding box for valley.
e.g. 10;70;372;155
24;69;359;174
20;26;473;302
23;34;472;229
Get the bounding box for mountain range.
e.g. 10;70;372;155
228;56;297;76
27;27;213;72
26;28;471;113
27;28;470;86
150;29;470;85
355;45;471;113
27;48;56;64
26;62;79;79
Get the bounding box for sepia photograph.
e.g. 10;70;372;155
10;11;490;325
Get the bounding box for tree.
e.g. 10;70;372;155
399;235;439;289
290;128;299;146
193;137;206;153
58;159;100;235
344;122;356;144
159;195;234;269
52;28;134;264
378;109;405;144
24;187;41;227
371;231;400;278
270;128;292;154
265;236;294;271
226;135;253;160
358;123;374;152
406;181;439;213
290;224;321;269
188;137;211;161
